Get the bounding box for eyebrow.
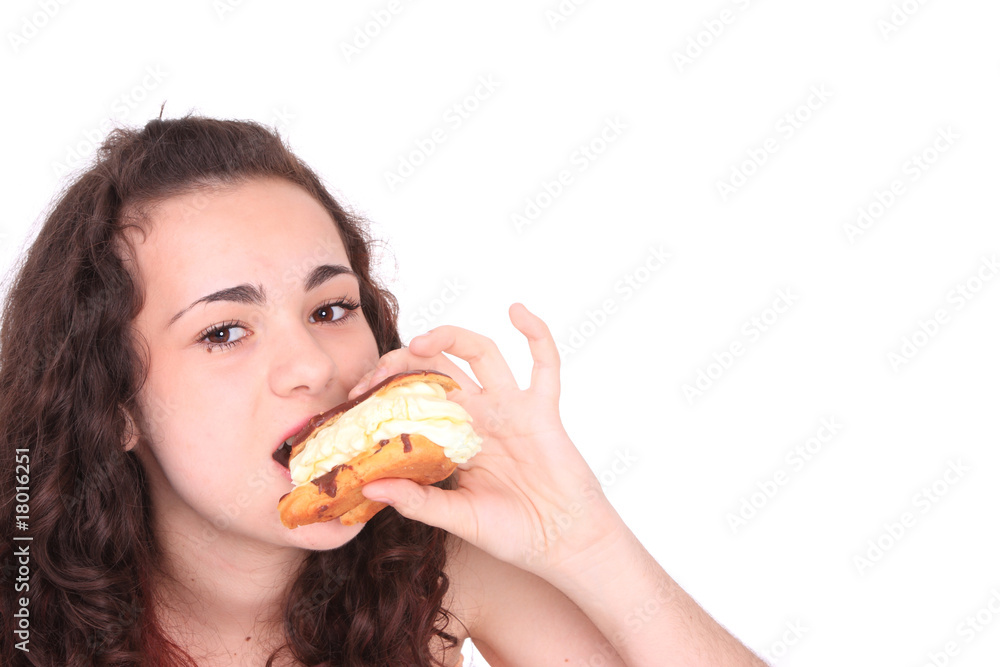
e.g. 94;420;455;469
168;264;357;328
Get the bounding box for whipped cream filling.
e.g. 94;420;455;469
289;381;482;486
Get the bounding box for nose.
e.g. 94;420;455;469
268;319;338;397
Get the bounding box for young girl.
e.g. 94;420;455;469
0;115;765;666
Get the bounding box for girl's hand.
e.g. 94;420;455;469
352;303;627;580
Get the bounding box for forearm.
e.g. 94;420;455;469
543;516;767;666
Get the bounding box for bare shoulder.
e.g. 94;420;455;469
441;533;625;666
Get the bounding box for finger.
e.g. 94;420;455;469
360;478;471;534
508;303;560;402
408;326;519;393
347;347;408;399
348;347;477;400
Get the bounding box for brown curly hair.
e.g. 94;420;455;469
0;112;460;665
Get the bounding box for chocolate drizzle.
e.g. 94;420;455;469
312;463;352;497
304;434;412;499
285;370;457;451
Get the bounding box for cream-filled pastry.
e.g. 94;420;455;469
275;370;482;528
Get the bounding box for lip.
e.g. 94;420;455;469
279;416;317;449
272;415;320;476
273;455;292;480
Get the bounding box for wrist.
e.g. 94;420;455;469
527;493;643;593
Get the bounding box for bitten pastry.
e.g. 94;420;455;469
275;370;482;528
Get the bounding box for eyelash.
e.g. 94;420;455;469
196;297;362;353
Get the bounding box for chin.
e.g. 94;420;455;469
280;517;367;551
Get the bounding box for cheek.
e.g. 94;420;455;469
137;381;188;445
346;325;381;375
136;386;285;530
138;357;258;483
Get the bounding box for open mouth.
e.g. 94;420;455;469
272;440;293;470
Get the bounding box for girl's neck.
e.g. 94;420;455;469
151;513;306;665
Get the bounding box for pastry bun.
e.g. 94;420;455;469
277;370;478;528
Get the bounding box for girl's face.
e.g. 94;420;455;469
130;177;380;552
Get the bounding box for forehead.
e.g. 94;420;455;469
141;176;341;238
130;178;353;303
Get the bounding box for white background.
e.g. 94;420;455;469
2;2;999;665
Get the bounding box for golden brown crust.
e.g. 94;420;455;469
278;433;457;528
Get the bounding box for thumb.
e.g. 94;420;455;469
361;478;465;531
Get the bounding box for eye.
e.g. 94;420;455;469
310;298;360;325
198;321;251;352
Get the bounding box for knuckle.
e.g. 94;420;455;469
472;331;499;351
